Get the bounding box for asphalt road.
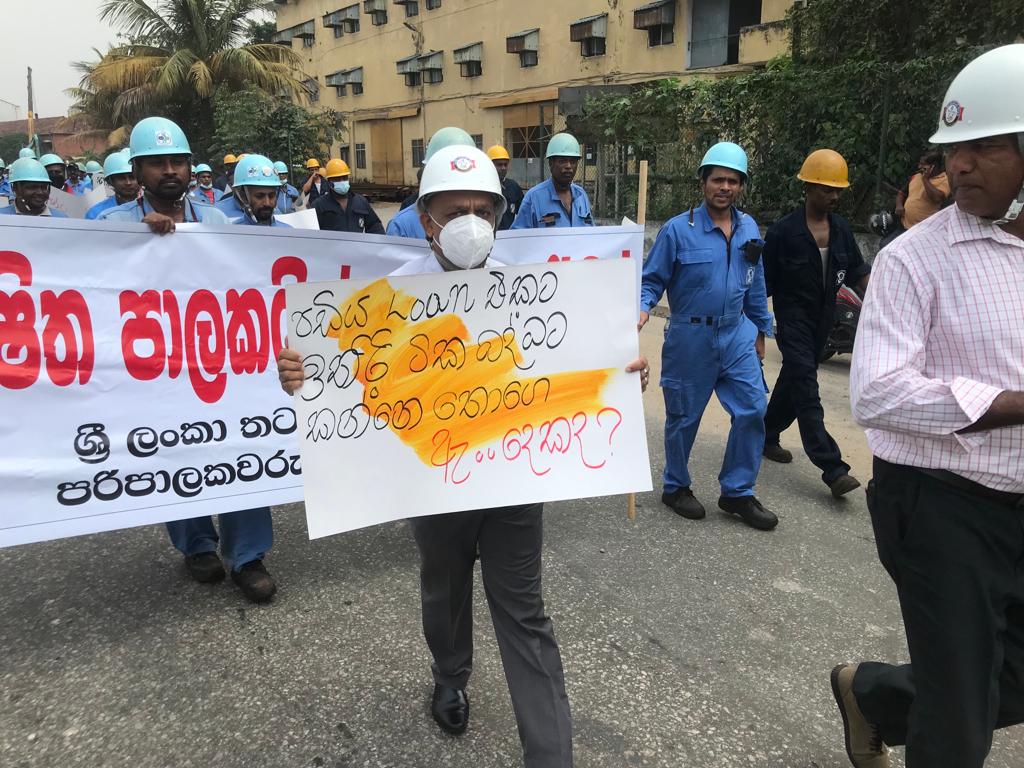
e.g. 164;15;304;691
2;316;1023;768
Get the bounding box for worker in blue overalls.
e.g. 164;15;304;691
639;141;779;532
273;161;300;214
386;126;476;240
98;118;276;602
511;132;593;229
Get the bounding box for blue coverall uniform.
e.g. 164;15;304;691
99;194;270;571
84;196;119;220
0;204;69;217
386;202;426;239
275;184;300;214
0;178;12;198
641;203;774;499
510;177;594;229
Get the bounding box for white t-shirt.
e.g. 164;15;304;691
389;251;503;276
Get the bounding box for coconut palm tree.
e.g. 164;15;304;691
73;0;306;154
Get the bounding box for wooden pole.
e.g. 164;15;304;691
628;159;650;521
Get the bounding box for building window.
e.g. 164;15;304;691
302;77;319;103
634;1;675;47
340;146;351;164
326;67;363;97
419;51;444;84
425;0;441;8
454;42;482;78
411;138;425;167
570;14;608;58
649;25;673;46
364;0;387;25
273;19;315;46
471;134;483;150
399;1;419;18
397;54;421;86
355;143;366;169
506;29;539;69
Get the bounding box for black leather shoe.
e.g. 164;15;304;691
763;443;794;463
230;559;277;603
718;495;779;531
184;551;225;583
661;487;706;519
431;684;469;735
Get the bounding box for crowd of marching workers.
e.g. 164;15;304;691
2;42;1024;768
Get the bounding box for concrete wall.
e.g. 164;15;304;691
276;0;793;184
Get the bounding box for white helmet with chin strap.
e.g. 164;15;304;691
929;44;1024;224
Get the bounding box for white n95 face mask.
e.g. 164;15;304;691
434;214;495;270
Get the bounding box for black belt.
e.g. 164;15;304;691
917;467;1024;509
689;316;714;326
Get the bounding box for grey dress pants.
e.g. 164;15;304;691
409;502;573;768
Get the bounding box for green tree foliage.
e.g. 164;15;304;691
577;0;1023;223
69;0;306;157
0;133;30;165
210;87;343;174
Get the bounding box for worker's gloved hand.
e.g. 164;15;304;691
277;346;304;395
637;310;649;332
141;212;175;235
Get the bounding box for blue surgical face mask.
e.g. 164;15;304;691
333;180;350;196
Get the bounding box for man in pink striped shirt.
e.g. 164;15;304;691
829;45;1024;768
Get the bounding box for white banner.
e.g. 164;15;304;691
277;208;320;230
288;259;651;539
0;217;643;547
47;186;109;218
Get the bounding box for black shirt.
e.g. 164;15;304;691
213;173;229;192
763;207;870;322
399;192;418;211
499;177;525;231
314;192;384;234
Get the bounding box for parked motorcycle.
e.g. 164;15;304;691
819;284;863;362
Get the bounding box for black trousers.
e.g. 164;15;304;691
852;458;1024;768
763;315;849;484
409;503;573;768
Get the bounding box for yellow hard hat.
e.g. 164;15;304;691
486;145;511;161
223;153;238;165
306;158;321;170
237;153;249;160
324;158;351;178
797;149;850;189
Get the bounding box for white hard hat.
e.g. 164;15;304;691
930;44;1024;223
930;44;1024;144
417;144;507;222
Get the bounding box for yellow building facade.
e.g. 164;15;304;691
274;0;792;188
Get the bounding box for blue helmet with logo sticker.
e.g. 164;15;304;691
129;117;191;160
233;154;282;188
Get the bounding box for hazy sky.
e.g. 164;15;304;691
1;1;120;118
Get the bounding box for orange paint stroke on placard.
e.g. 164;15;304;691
326;278;614;465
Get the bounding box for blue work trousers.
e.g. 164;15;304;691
661;315;766;498
166;508;273;571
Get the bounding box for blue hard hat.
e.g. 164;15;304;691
103;150;133;177
39;153;64;168
19;147;36;159
423;127;475;165
698;141;748;178
545;132;582;159
9;157;51;184
273;160;288;174
233;154;281;188
86;160;102;174
129;116;191;160
194;163;212;174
